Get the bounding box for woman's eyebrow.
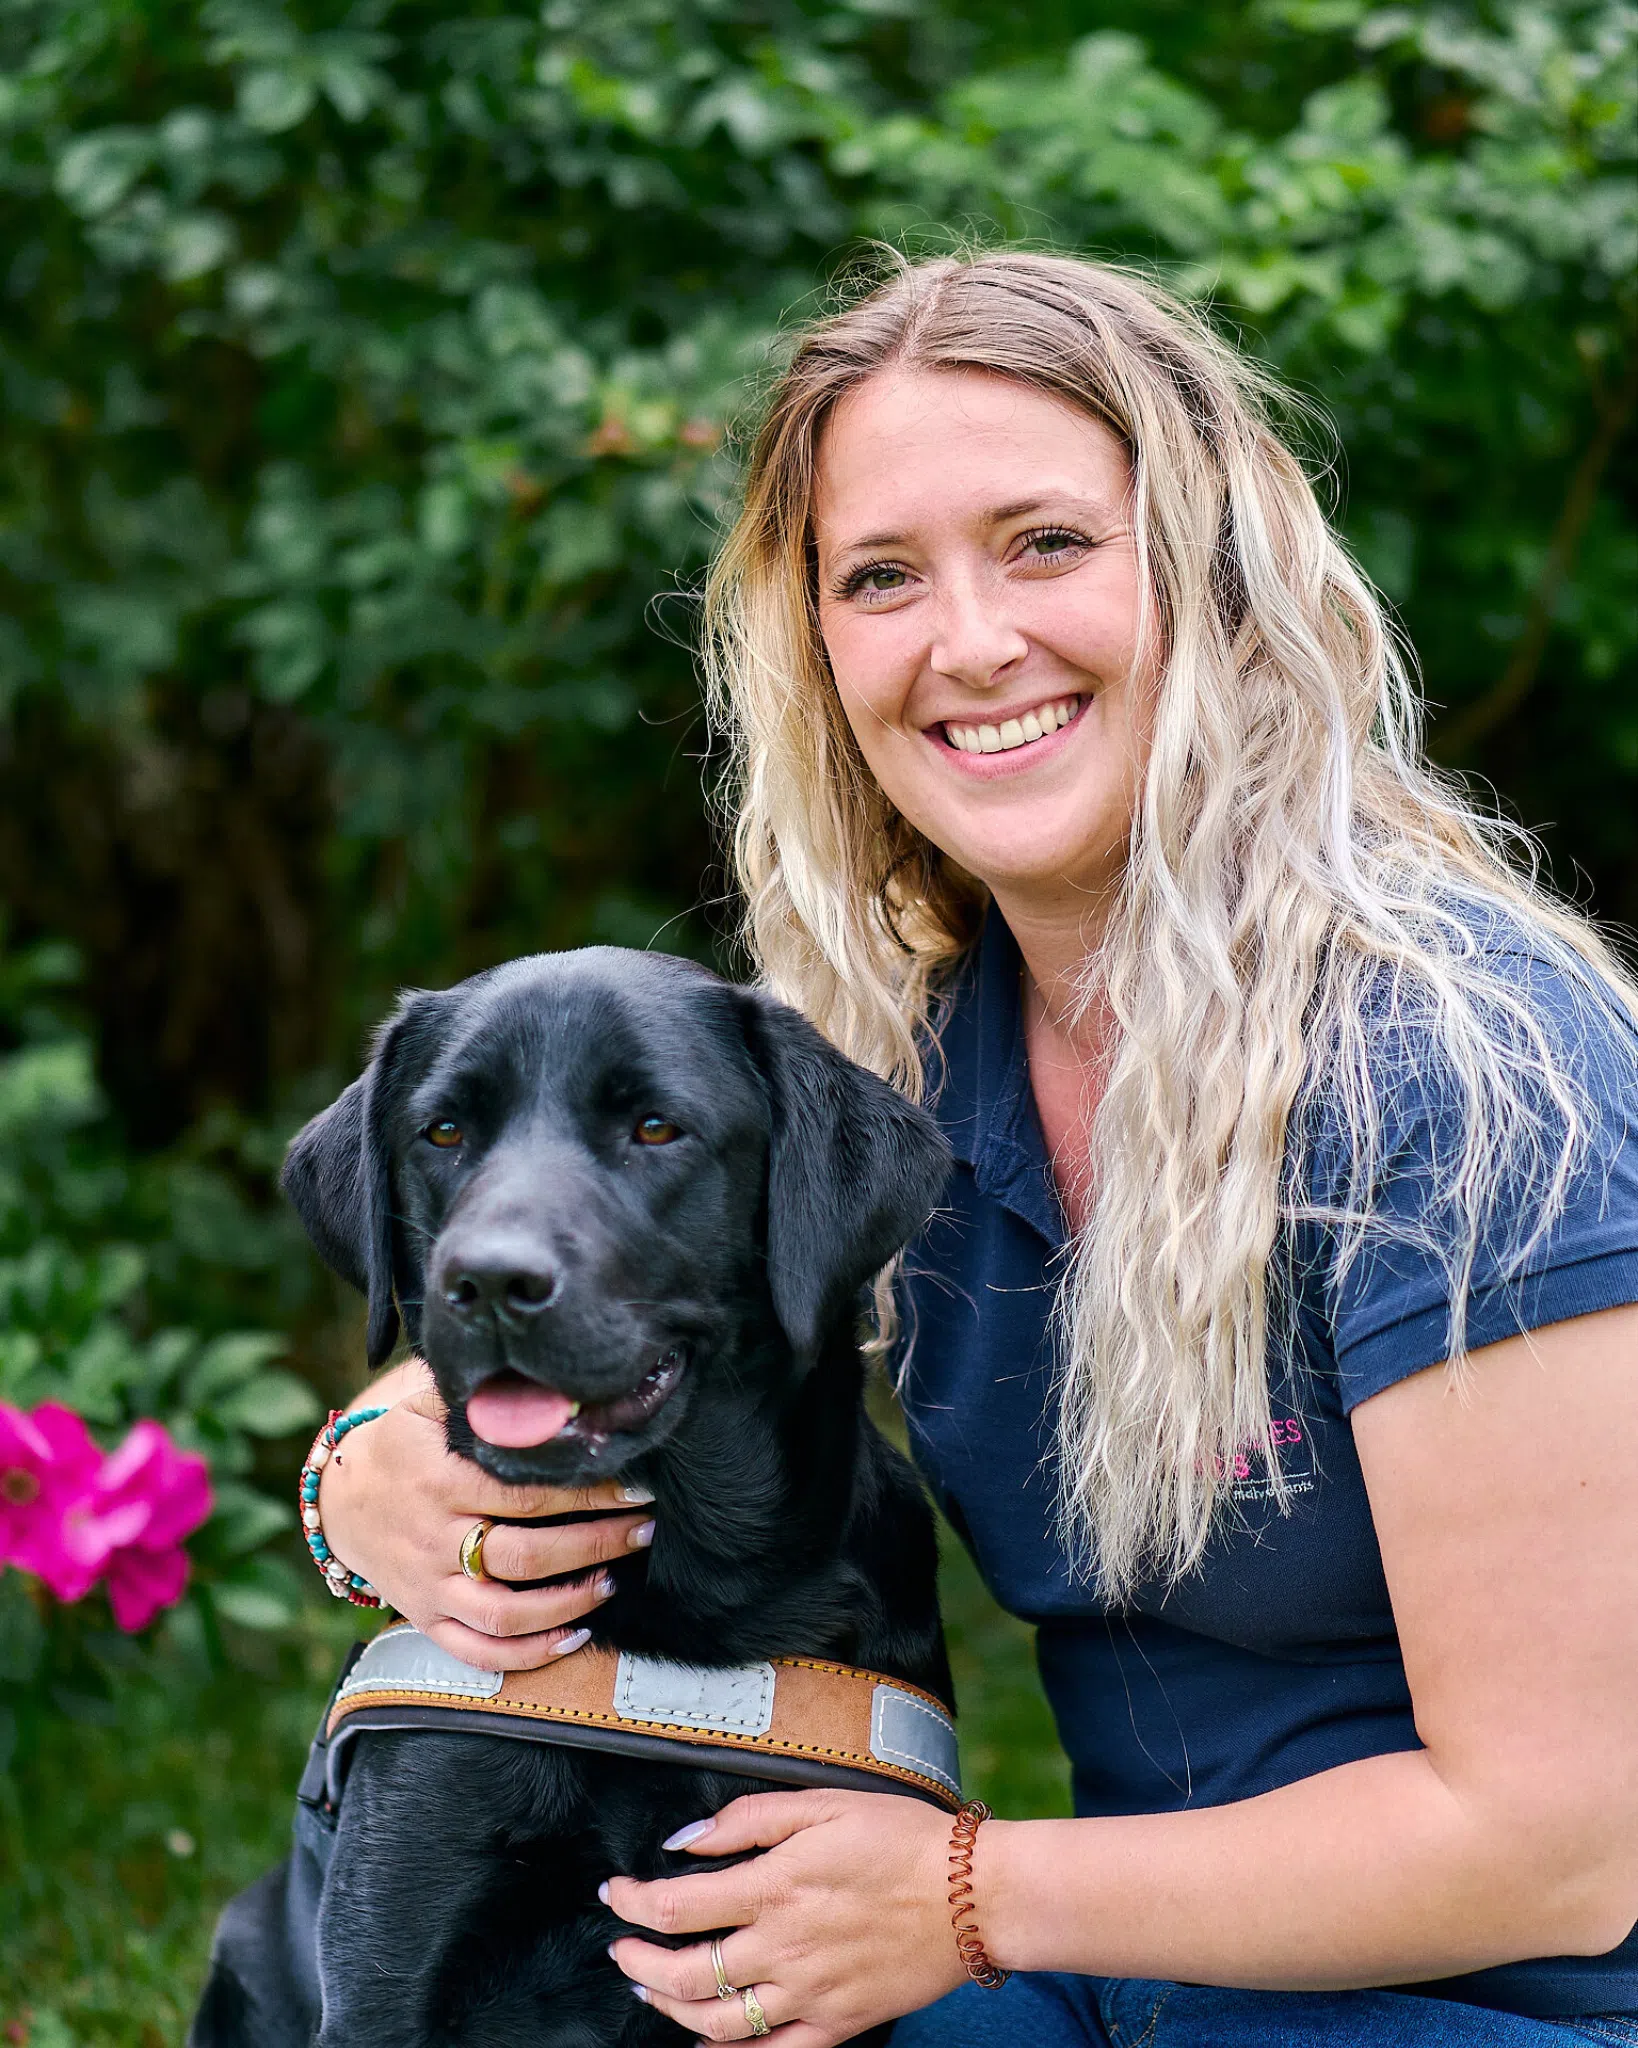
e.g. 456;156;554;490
825;491;1118;561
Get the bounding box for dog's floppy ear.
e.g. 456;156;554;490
740;993;951;1367
281;996;440;1369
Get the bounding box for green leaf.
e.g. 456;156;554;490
183;1331;287;1407
54;129;153;216
211;1580;296;1630
206;1478;293;1556
213;1368;323;1438
0;1570;46;1684
239;69;317;134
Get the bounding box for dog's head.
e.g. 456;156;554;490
282;949;950;1484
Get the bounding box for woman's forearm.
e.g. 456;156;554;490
984;1747;1623;1990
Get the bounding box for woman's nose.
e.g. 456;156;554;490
929;583;1029;691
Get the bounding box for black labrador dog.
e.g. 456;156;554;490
192;947;953;2048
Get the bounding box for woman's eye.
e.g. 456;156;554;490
838;562;909;603
1020;528;1088;561
634;1117;682;1146
424;1120;464;1148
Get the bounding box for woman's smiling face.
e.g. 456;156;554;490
813;367;1155;907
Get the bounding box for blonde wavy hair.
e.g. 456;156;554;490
702;249;1638;1600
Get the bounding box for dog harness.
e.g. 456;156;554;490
299;1623;962;1853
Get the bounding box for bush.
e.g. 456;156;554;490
0;934;321;1776
0;0;1630;1175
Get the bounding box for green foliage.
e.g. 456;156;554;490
0;0;1631;1160
0;936;321;1777
0;1594;360;2041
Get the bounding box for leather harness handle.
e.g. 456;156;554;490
325;1624;963;1811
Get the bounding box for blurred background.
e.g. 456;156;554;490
0;0;1632;2038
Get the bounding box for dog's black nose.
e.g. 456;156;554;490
440;1257;560;1318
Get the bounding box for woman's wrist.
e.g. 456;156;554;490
977;1818;1058;1976
300;1407;389;1603
341;1356;429;1415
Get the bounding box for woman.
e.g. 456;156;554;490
316;253;1638;2045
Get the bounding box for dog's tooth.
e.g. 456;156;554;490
1021;711;1042;742
976;724;1001;752
945;724;968;752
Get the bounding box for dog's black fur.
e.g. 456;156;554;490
191;948;953;2048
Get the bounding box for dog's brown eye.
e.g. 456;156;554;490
634;1117;681;1146
425;1120;464;1148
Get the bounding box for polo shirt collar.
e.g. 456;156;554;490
929;901;1066;1249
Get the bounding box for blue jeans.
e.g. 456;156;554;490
889;1978;1638;2045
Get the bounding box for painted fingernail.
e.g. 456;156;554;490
552;1627;592;1657
594;1573;617;1600
598;1880;611;1905
627;1519;656;1550
660;1817;716;1852
630;1984;650;2004
621;1483;656;1504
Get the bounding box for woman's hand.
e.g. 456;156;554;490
317;1358;656;1670
606;1789;970;2044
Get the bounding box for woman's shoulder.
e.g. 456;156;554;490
1294;896;1638;1405
1324;897;1637;1129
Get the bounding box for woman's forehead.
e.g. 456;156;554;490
813;367;1130;550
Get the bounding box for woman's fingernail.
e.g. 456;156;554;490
621;1483;656;1504
552;1627;592;1657
598;1880;611;1905
630;1984;650;2004
627;1519;656;1550
607;1942;621;1959
660;1817;716;1852
594;1573;616;1600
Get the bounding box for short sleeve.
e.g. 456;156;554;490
1308;949;1638;1412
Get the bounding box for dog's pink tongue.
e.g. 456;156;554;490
466;1378;577;1448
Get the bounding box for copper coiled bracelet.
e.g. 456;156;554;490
947;1798;1010;1989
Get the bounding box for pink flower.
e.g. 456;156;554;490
0;1401;119;1601
87;1419;212;1631
0;1404;211;1628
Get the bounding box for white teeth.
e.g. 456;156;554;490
945;696;1080;755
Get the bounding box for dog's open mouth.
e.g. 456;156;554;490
464;1349;687;1450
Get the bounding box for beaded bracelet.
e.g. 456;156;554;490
300;1407;389;1607
947;1799;1010;1990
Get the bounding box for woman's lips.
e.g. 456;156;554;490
928;692;1087;770
942;694;1081;755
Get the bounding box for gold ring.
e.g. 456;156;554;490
741;1986;770;2038
710;1937;736;1999
458;1519;492;1582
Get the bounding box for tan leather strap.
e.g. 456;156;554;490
326;1624;962;1811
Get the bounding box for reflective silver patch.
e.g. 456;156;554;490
614;1654;776;1736
870;1686;961;1799
337;1627;504;1702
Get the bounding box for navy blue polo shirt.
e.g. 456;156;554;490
897;908;1638;2017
